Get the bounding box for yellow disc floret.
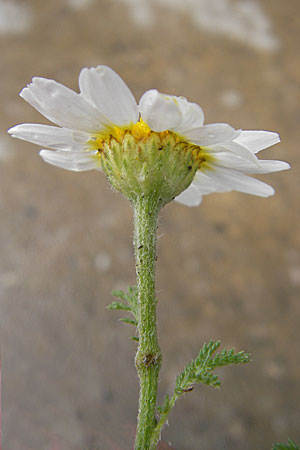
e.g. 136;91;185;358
112;126;125;142
131;119;151;140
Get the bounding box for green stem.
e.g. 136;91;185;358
133;194;162;450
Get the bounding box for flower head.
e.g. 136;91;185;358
8;65;289;206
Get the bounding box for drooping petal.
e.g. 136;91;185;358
79;66;139;127
175;183;203;206
209;141;259;165
192;170;233;195
39;149;101;171
250;160;290;173
212;151;290;174
139;89;182;132
8;123;89;151
195;167;274;197
20;77;110;133
234;130;280;153
183;123;240;146
171;96;204;133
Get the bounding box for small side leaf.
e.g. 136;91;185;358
151;340;250;449
272;440;300;450
175;340;250;395
111;286;138;310
107;301;131;312
108;286;139;341
157;394;170;416
119;318;138;326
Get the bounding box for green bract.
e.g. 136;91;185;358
100;131;209;206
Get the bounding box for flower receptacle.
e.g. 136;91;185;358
100;132;203;206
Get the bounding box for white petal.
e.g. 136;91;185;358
20;78;110;133
209;141;259;165
175;183;203;206
39;150;100;171
171;97;204;133
79;66;139;126
252;160;290;173
72;130;93;144
184;123;240;146
212;152;290;174
193;170;233;195
139;89;182;132
234;130;280;153
197;167;274;197
8;123;89;151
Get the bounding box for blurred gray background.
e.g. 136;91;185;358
0;0;299;449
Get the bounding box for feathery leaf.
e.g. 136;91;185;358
108;286;139;342
272;440;299;450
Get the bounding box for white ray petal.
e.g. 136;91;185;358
212;152;290;174
20;78;110;133
171;96;204;133
39;149;100;171
234;130;280;153
8;123;89;151
251;160;290;173
175;183;203;206
79;66;139;127
193;170;233;195
139;89;182;132
197;167;274;197
184;123;240;146
209;141;259;165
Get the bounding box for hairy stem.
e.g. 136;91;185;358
133;194;162;450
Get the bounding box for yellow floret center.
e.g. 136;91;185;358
90;118;214;172
131;119;151;139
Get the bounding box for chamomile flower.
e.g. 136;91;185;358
8;65;289;206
